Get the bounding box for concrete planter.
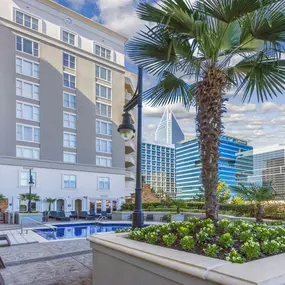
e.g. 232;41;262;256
88;233;285;285
171;213;184;222
14;212;43;225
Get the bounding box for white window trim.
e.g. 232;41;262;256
16;56;40;79
63;72;76;90
16;123;40;144
98;177;110;190
96;156;112;167
96;138;112;154
93;41;113;61
63;132;77;149
16;78;40;101
16;34;39;58
61;28;77;46
63;152;77;163
18;170;37;188
95;65;112;83
96;119;112;136
62;51;76;70
96;82;112;101
96;101;112;119
16;145;40;160
62;173;77;189
63;112;77;129
63;92;76;110
14;8;41;32
16;101;40;122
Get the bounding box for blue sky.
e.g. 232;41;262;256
56;0;285;148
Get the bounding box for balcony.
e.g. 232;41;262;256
125;140;136;154
125;92;132;102
125;154;135;168
125;170;135;181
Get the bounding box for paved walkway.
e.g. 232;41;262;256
0;239;92;285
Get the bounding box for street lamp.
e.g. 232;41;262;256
118;67;144;228
28;169;34;213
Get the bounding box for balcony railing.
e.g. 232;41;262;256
125;154;136;168
125;140;136;154
125;170;135;181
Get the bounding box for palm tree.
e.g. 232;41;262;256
231;183;275;222
127;0;285;220
45;198;56;215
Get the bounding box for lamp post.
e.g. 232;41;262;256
28;169;34;213
118;67;144;228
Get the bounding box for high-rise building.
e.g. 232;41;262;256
141;140;176;197
155;107;184;144
237;144;285;196
176;135;253;200
0;0;133;215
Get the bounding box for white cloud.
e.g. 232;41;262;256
67;0;86;10
262;102;285;112
226;102;257;113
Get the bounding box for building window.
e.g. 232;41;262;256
63;92;76;109
96;120;112;135
19;171;36;187
96;102;111;118
63;113;76;129
96;156;112;167
96;66;111;82
64;132;76;148
16;57;39;78
16;79;39;100
16;102;40;121
63;152;76;163
63;73;76;89
98;177;110;190
63;175;77;189
96;84;111;100
63;52;75;69
62;30;75;46
96;138;112;153
16;124;40;143
94;44;111;60
15;10;39;31
16;146;39;160
16;36;39;57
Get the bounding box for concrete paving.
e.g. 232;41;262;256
0;239;92;285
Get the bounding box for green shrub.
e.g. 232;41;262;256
196;230;210;243
157;225;170;236
178;226;190;238
203;244;219;258
202;224;215;236
218;233;233;247
217;219;231;231
226;249;245;263
239;230;255;242
129;231;144;241
241;240;260;260
145;232;159;244
180;236;195;250
162;234;177;247
261;240;281;255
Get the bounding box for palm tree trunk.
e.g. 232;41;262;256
256;203;263;223
197;68;226;221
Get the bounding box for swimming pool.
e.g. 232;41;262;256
33;223;131;240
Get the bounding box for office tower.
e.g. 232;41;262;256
155;107;184;144
142;140;176;197
237;144;285;196
0;0;133;215
176;135;253;199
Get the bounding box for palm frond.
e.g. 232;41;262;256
143;71;197;109
196;0;283;24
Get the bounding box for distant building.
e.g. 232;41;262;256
237;144;285;196
176;135;253;200
141;140;176;197
155;108;184;144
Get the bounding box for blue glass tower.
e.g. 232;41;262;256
176;135;253;199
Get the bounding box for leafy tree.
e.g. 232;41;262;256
231;183;275;222
231;196;245;205
172;199;186;214
127;0;285;220
217;182;231;204
45;198;56;214
156;187;165;203
0;194;5;202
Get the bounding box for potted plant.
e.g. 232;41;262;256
171;199;185;222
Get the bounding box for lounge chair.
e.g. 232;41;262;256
69;211;78;220
160;215;169;222
145;214;154;221
49;211;58;219
56;211;71;221
79;211;95;220
89;210;96;217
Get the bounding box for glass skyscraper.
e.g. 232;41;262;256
141;140;176;197
176;135;253;200
155;107;184;144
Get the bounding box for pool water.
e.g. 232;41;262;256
33;223;131;240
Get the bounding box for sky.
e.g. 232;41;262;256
56;0;285;149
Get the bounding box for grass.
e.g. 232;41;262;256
116;218;285;263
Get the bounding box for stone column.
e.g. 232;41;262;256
101;199;106;216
